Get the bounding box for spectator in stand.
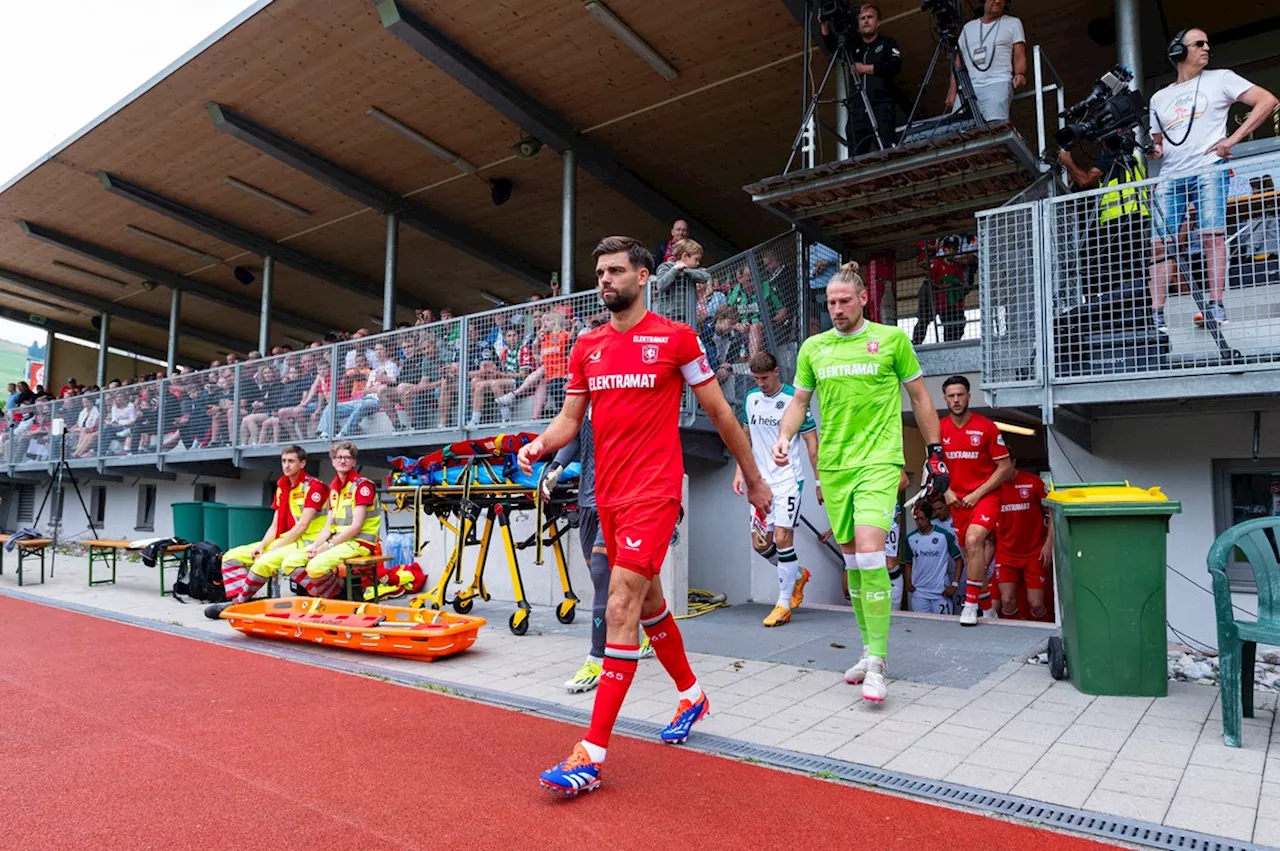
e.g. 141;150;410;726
694;278;728;333
654;219;689;265
70;394;100;457
396;335;452;430
913;235;974;345
322;351;381;438
467;325;530;427
34;385;53;401
279;361;331;442
726;265;785;356
59;377;80;398
653;239;711;322
132;386;158;454
104;389;137;455
947;0;1026;122
711;304;750;386
5;383;17;411
262;363;311;444
240;364;282;445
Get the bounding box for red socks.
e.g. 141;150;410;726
965;580;984;604
585;644;640;750
641;603;696;692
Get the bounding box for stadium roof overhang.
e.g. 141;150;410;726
0;0;1238;365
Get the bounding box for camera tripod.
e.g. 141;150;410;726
33;421;100;578
785;15;888;174
898;19;986;144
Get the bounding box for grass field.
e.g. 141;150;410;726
0;347;29;389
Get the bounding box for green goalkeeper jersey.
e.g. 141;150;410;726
794;321;922;472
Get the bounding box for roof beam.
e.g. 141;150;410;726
0;305;193;367
373;0;738;260
207;103;550;290
18;220;330;339
98;172;385;302
0;265;255;351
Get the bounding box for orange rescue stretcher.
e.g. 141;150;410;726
218;597;485;661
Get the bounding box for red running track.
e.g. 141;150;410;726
0;596;1122;851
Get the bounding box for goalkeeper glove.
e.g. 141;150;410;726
539;461;564;503
923;443;949;503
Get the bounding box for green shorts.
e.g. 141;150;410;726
820;464;902;543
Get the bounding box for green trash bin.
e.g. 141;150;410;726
227;505;276;550
202;502;229;550
1046;481;1182;697
172;502;206;543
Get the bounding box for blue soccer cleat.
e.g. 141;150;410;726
538;744;602;797
660;692;710;744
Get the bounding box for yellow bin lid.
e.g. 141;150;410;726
1046;481;1170;504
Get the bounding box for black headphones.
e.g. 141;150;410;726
1167;27;1189;65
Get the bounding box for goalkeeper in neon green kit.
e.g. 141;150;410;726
773;261;948;702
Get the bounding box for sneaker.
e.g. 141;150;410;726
204;602;233;620
660;692;710;744
496;392;515;407
960;602;980;626
862;656;888;703
538;743;601;797
639;635;655;659
790;567;811;609
762;605;792;627
564;659;602;693
499;404;512;423
1210;302;1228;325
1153;310;1168;334
844;645;872;684
465;412;481;430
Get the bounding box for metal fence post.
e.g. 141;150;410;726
456;320;469;432
231;364;242;447
797;232;811;340
328;344;341;440
1037;200;1055;425
156;381;166;459
96;391;106;459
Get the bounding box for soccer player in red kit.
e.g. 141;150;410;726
939;375;1013;626
996;464;1054;620
519;236;771;797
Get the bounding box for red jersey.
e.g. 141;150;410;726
566;311;714;508
997;470;1049;560
941;411;1009;496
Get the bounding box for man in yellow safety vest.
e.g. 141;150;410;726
1058;142;1151;298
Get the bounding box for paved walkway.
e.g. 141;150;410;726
5;553;1277;847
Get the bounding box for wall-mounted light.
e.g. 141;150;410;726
365;107;478;175
478;290;506;306
584;1;678;81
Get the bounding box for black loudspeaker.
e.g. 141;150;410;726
1167;28;1189;64
489;178;513;206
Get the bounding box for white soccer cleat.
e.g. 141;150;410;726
844;645;872;684
862;657;888;703
959;602;980;626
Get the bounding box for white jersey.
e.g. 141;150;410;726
742;384;816;489
905;525;961;595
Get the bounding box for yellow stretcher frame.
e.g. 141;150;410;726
386;458;578;635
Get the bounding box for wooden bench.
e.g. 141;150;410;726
337;554;393;602
0;536;54;586
83;539;133;586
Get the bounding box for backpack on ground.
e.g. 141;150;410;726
174;541;226;603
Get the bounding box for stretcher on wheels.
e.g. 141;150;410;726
386;433;581;635
217;596;485;660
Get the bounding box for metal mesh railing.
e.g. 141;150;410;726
6;398;58;466
896;236;981;346
99;383;153;457
978;201;1043;387
1047;155;1280;382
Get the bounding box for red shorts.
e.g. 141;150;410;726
996;556;1050;590
952;493;1001;540
598;499;682;580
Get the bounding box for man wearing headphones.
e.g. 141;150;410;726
1148;27;1277;332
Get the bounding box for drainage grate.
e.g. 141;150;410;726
4;589;1267;851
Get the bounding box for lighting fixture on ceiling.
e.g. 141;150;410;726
512;137;543;160
583;1;678;81
993;420;1037;436
124;225;223;265
224;176;312;218
51;260;130;289
478;290;506;306
365;107;478;175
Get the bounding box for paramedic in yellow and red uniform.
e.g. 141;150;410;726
217;444;328;607
277;440;382;600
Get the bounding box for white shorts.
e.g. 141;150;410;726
753;478;802;531
911;592;955;615
890;573;903;609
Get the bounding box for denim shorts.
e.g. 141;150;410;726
1152;163;1230;241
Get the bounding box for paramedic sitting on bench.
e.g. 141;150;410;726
213;444;329;612
275;440;382;600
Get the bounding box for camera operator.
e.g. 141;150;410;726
947;0;1026;122
1057;142;1150;298
821;3;902;155
1147;27;1278;331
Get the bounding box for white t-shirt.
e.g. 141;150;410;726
1149;69;1253;178
959;15;1025;89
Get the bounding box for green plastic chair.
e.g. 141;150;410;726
1206;516;1280;748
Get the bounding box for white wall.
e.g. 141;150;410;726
55;474;269;541
1048;410;1278;648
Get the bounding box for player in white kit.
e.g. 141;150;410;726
733;352;820;627
903;502;963;614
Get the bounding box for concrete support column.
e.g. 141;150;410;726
383;213;399;330
259;256;274;354
561;150;576;294
166;288;181;374
96;312;110;386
